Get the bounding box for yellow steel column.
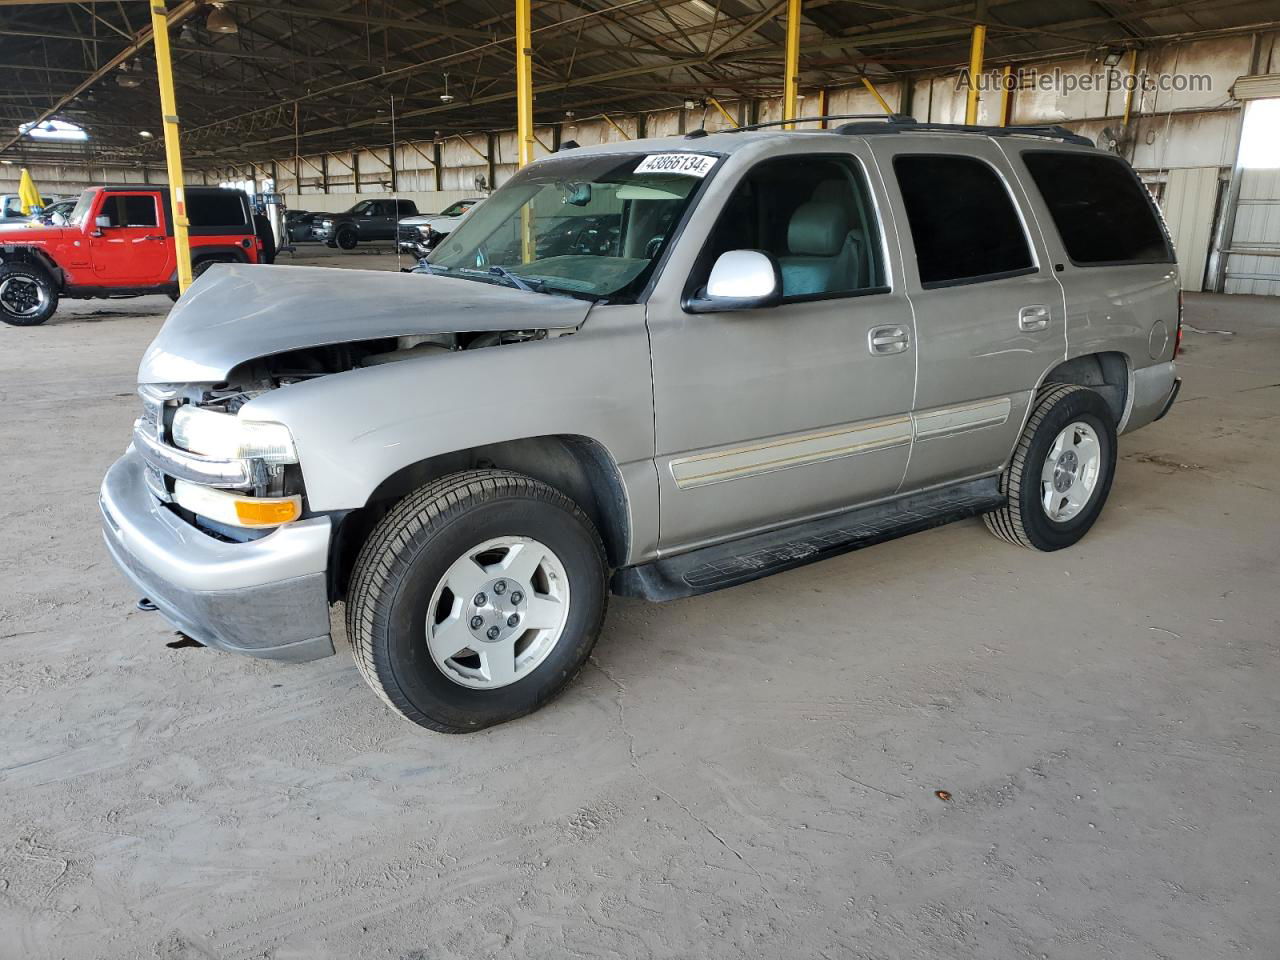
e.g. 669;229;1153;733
515;0;534;262
707;97;739;128
964;8;987;125
998;64;1012;126
860;75;894;115
783;0;801;129
515;0;534;167
1121;49;1138;127
150;0;192;292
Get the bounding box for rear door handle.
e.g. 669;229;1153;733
1019;304;1051;331
868;325;910;355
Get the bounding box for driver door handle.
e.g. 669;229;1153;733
868;325;910;355
1019;304;1051;331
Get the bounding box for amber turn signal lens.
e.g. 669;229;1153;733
233;496;301;527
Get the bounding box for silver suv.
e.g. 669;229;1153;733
101;117;1181;732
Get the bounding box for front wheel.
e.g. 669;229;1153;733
336;227;358;250
984;383;1117;551
0;263;58;326
347;470;608;732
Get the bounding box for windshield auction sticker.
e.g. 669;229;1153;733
634;153;717;177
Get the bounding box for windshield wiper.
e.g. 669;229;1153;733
486;265;541;293
413;258;449;276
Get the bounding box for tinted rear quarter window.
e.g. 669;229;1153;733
893;154;1034;287
187;192;248;228
1022;152;1172;265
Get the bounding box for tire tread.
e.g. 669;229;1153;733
984;383;1093;549
346;469;606;732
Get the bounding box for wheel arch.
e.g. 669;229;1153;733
1040;351;1129;426
0;245;64;288
169;247;249;284
328;434;631;602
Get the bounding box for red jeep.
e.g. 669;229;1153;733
0;185;265;326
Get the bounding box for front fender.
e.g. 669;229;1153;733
242;303;657;540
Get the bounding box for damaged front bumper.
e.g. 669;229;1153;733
100;447;335;662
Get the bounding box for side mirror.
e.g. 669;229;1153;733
685;249;781;314
95;214;112;228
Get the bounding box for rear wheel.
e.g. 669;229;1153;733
0;262;58;326
984;384;1117;551
347;470;608;732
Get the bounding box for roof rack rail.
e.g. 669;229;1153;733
833;116;1093;146
708;113;913;135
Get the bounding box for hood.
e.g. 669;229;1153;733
138;262;593;384
0;220;62;236
398;215;433;226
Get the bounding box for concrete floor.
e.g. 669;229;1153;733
1;259;1277;958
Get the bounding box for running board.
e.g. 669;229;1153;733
612;476;1005;602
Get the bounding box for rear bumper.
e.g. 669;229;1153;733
1154;377;1181;422
100;448;335;662
1123;361;1179;433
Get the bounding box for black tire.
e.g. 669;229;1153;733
170;258;235;301
336;227;358;250
0;262;58;326
347;470;609;733
985;383;1117;551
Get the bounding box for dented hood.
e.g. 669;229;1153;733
138;262;592;384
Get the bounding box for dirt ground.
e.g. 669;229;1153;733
2;250;1277;959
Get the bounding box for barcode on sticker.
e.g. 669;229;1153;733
634;153;717;177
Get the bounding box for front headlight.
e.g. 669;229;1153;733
171;406;298;464
417;224;435;237
320;218;334;228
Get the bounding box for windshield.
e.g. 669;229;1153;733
427;152;716;301
438;200;477;217
68;189;96;226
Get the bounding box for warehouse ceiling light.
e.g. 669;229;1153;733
116;64;142;88
139;130;154;139
206;3;239;35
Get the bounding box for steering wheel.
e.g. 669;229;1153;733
644;235;665;259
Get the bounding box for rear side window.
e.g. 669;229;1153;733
1023;152;1173;265
188;192;248;228
101;194;159;227
893;154;1034;287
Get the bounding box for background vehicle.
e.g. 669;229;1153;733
102;124;1180;733
283;209;317;243
396;197;484;255
31;197;76;224
0;184;261;325
313;198;419;249
0;193;51;219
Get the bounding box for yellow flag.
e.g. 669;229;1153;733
18;168;41;215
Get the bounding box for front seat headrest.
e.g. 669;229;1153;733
787;201;849;257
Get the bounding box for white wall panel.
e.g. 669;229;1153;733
1163;166;1221;291
1225;167;1280;296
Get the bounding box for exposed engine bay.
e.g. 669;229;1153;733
190;328;552;409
